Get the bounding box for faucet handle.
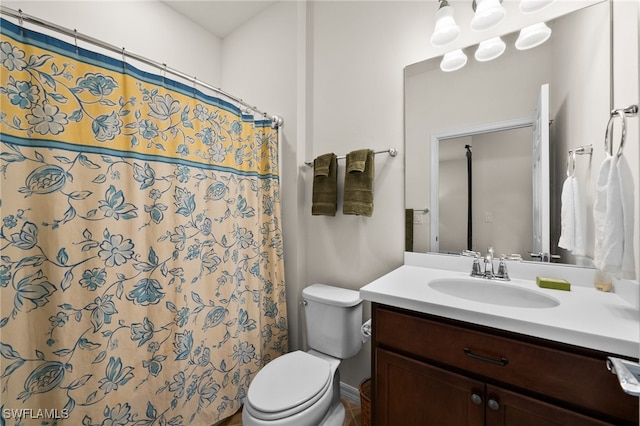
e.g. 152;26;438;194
496;255;510;280
471;253;482;277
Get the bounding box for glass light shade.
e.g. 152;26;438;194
519;0;555;14
471;0;506;31
515;22;552;50
430;5;461;47
474;37;506;62
440;49;468;72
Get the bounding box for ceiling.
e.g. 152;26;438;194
162;1;277;39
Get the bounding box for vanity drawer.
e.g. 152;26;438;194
374;305;638;424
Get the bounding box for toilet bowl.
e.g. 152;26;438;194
242;284;363;426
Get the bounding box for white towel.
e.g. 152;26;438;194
593;154;636;279
558;175;586;256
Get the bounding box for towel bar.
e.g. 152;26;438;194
304;148;397;166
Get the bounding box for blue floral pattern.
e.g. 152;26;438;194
0;18;286;425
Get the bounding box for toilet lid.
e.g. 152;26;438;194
247;351;332;415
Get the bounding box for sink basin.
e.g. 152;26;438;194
428;278;560;309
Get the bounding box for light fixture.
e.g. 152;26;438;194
515;22;552;50
474;37;506;62
430;0;461;47
519;0;555;14
440;49;468;72
471;0;506;31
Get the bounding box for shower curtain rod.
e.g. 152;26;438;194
0;6;284;128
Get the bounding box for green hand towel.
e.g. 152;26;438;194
314;152;332;177
312;153;337;216
343;149;374;216
405;208;414;252
346;149;368;173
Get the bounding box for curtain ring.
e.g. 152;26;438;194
18;9;24;36
192;76;197;97
604;109;626;157
74;29;78;54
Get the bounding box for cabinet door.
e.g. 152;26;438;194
485;385;613;426
375;348;484;426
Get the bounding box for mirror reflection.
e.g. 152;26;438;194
405;1;610;266
438;127;534;258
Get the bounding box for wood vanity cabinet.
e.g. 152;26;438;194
371;303;639;426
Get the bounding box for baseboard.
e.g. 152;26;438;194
340;382;361;405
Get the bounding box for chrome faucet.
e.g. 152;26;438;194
484;253;494;278
470;252;483;277
484;249;495;276
470;250;510;281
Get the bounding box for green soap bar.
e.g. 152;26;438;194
536;276;571;291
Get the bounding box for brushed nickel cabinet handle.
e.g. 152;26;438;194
464;347;509;366
488;398;500;411
470;393;483;405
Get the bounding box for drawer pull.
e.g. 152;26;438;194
464;347;509;366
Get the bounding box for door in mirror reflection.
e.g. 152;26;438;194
532;83;550;258
439;126;534;258
438;84;548;260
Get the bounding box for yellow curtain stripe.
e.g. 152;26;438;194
0;28;278;176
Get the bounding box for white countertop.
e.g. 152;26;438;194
360;259;640;358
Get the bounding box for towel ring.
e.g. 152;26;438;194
604;109;626;157
605;106;637;157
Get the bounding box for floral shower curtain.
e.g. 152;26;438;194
0;18;287;425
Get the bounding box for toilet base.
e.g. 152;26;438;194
319;398;345;426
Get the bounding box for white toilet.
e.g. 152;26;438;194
242;284;364;426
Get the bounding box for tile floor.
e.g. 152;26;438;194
214;398;362;426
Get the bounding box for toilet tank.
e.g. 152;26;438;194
302;284;363;359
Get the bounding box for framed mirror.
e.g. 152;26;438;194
405;0;610;266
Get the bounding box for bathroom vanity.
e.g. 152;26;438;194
360;254;639;425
